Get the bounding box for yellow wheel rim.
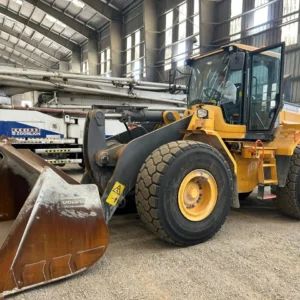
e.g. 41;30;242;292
178;169;218;221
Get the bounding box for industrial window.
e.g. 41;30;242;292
126;35;132;75
177;2;187;67
230;0;243;41
99;48;111;77
253;0;269;33
134;30;142;79
82;61;89;75
143;45;146;78
193;0;200;55
125;29;143;79
165;10;173;70
282;0;300;45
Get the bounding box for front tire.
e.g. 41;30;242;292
135;141;233;246
275;146;300;219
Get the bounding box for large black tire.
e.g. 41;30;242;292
275;146;300;219
135;141;233;246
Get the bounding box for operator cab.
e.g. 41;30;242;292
187;43;285;138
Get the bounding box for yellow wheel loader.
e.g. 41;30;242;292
1;42;300;297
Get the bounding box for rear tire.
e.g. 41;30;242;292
275;146;300;219
135;141;233;246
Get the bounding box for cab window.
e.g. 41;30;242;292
249;46;282;131
188;51;244;124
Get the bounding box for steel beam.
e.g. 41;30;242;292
87;39;98;75
0;49;39;68
70;52;81;73
81;0;121;21
143;0;158;82
0;55;22;66
0;23;65;61
110;21;122;77
0;36;57;68
25;0;97;38
0;6;81;53
200;0;216;54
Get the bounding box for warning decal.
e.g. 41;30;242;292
112;185;122;195
106;181;125;206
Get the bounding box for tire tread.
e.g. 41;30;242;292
135;140;233;245
275;146;300;219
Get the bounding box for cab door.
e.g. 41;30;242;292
246;43;285;140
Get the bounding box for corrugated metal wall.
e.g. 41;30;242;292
98;27;110;52
214;0;231;44
81;43;89;66
285;45;300;103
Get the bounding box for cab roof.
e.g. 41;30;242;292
191;43;260;61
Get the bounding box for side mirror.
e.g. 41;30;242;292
229;52;245;71
185;59;193;67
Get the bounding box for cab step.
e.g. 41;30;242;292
257;184;277;200
263;194;277;200
258;157;278;185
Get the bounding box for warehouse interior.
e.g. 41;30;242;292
1;0;300;299
0;0;297;104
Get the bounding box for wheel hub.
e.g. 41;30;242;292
178;169;218;221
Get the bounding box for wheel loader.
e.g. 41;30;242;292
1;42;300;297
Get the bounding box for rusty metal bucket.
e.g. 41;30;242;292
0;143;109;298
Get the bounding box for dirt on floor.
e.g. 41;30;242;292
8;165;300;300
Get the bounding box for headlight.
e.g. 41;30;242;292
197;108;208;118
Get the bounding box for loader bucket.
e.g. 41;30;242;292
0;143;109;298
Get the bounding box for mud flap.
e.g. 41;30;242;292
0;144;108;298
232;175;240;208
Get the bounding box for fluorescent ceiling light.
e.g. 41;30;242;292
66;0;85;9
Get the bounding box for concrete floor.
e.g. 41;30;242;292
8;165;300;300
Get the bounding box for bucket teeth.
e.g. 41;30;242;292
0;144;108;298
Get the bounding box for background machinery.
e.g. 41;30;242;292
2;42;300;298
0;70;187;166
0;107;127;166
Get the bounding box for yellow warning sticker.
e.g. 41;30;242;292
106;181;126;206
